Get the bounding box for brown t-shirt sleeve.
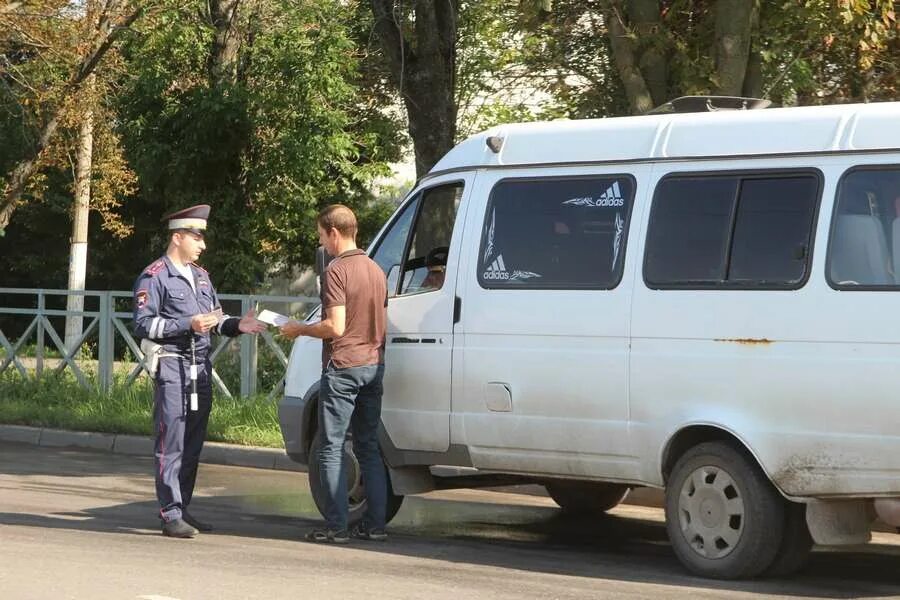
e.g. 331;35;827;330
322;266;346;309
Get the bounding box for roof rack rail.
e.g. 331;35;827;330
648;95;773;115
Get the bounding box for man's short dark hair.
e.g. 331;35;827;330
317;204;358;239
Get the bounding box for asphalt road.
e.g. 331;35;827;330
1;442;898;600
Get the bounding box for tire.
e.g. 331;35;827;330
307;431;404;526
765;500;813;577
665;441;785;579
546;481;630;514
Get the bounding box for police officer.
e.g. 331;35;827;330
132;204;266;538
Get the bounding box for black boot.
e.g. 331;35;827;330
182;510;213;533
162;518;198;538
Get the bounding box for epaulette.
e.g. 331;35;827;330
144;260;165;277
190;262;208;275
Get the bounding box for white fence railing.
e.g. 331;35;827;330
0;287;316;399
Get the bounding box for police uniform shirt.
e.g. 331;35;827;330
132;256;240;355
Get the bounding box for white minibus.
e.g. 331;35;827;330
279;98;900;579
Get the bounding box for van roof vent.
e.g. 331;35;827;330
648;95;773;115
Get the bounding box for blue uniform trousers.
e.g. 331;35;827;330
154;354;212;523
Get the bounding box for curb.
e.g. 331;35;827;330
0;422;658;504
0;424;305;473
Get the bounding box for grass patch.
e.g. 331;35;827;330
0;372;283;448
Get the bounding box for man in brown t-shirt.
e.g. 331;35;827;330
280;204;388;543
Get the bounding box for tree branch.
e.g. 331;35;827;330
368;0;413;91
0;3;143;232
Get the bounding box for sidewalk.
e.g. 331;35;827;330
0;424;303;472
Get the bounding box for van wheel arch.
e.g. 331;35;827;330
301;385;320;456
662;425;769;487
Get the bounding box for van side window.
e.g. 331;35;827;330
827;166;900;289
478;176;635;289
398;182;464;296
644;172;820;288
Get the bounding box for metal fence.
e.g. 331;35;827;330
0;287;317;399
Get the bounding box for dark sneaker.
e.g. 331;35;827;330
305;528;350;544
182;510;213;532
350;525;387;541
162;518;198;538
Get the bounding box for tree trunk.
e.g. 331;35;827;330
713;0;754;96
369;0;458;177
602;1;655;115
65;83;94;353
209;0;242;86
742;1;761;98
627;0;667;106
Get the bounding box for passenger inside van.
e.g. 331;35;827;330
421;246;448;291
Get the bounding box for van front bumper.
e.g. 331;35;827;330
278;393;312;464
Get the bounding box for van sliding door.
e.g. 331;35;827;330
453;167;649;479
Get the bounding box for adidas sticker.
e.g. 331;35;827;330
562;181;625;207
483;254;510;280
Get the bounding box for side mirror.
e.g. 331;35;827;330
315;246;334;296
386;264;400;298
314;246;333;276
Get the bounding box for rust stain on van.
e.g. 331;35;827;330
713;338;773;345
772;452;862;496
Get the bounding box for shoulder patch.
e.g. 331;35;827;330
144;260;165;277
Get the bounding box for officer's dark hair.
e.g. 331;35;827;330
317;204;357;239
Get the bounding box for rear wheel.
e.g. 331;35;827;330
765;500;813;577
665;441;785;579
545;481;630;514
308;431;404;526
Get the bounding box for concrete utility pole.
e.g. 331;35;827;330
65;76;94;353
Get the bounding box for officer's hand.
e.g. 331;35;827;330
280;320;304;339
238;309;267;334
191;313;218;333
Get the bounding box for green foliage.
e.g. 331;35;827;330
114;0;403;291
519;0;898;117
759;0;899;104
455;0;568;136
2;0;403;292
2;0;897;294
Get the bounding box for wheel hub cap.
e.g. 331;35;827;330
677;465;745;559
344;440;365;508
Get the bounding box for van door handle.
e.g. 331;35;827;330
392;336;420;344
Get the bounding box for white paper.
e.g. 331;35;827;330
257;309;290;327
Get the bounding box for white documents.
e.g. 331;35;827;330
257;309;290;327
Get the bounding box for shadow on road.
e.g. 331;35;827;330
2;442;899;598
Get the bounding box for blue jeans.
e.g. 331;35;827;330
318;363;386;532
